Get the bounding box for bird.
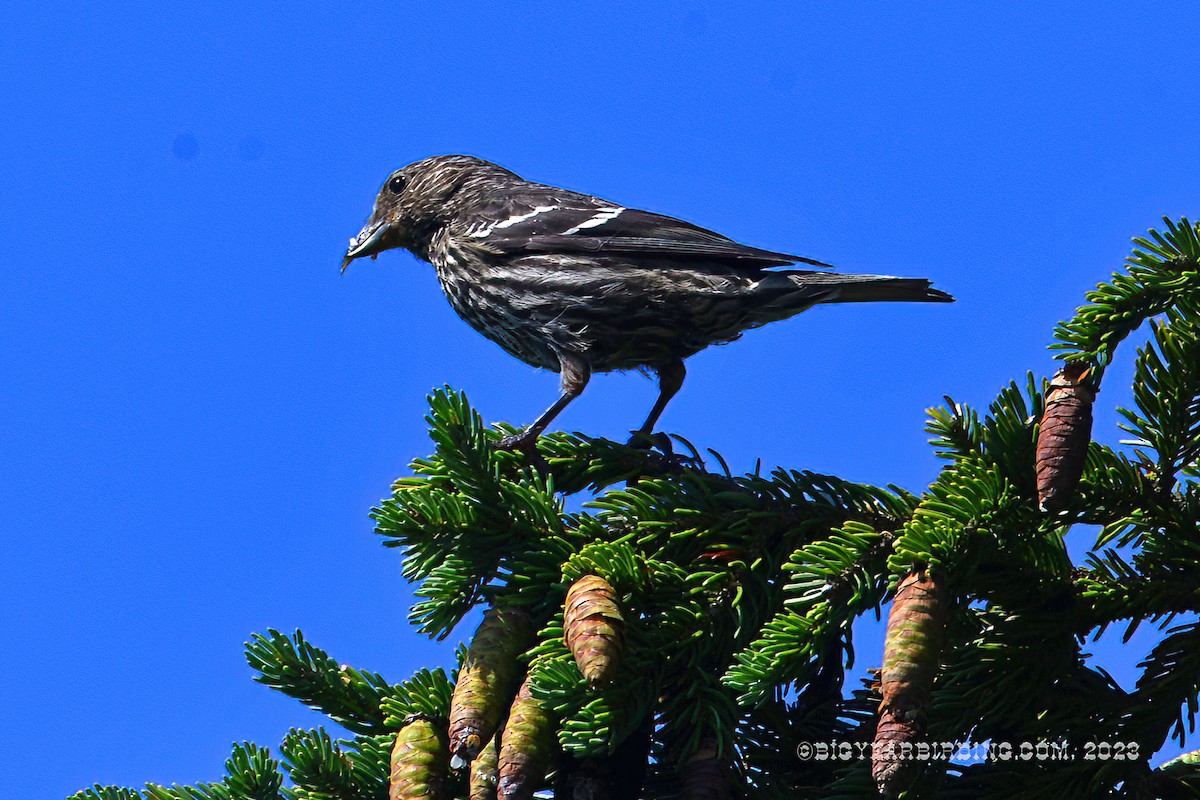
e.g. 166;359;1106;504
341;155;952;452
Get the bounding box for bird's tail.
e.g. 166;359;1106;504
767;271;954;304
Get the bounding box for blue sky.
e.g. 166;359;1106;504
4;3;1200;796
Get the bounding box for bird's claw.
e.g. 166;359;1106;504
626;430;704;471
496;431;534;452
494;430;550;472
627;430;670;452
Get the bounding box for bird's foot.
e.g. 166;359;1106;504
494;430;549;472
626;430;704;471
627;430;670;452
495;430;536;452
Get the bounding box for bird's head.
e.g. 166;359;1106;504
341;154;519;272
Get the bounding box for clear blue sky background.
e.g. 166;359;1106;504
4;3;1200;797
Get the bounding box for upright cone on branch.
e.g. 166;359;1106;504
1036;362;1096;513
1159;748;1200;778
390;715;449;800
553;719;653;800
449;606;535;761
468;732;500;800
872;570;948;799
554;760;611;800
497;674;556;800
680;736;733;800
563;575;625;686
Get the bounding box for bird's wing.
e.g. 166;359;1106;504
456;189;832;269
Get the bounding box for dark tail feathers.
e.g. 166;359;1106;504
772;271;954;304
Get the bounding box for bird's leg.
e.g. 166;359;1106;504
628;360;686;445
496;352;591;454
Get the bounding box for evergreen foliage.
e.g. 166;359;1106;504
76;219;1200;799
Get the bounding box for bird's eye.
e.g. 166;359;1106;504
387;176;407;195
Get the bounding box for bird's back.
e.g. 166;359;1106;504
427;180;943;372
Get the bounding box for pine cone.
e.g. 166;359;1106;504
497;674;556;800
554;759;611;800
564;575;625;686
468;732;500;800
1159;747;1200;776
390;716;449;800
1036;363;1096;513
680;738;732;800
872;570;948;798
450;606;535;761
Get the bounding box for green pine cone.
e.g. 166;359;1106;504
680;738;732;800
497;675;556;800
468;732;501;800
563;575;625;686
450;606;535;760
390;716;449;800
872;570;948;798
